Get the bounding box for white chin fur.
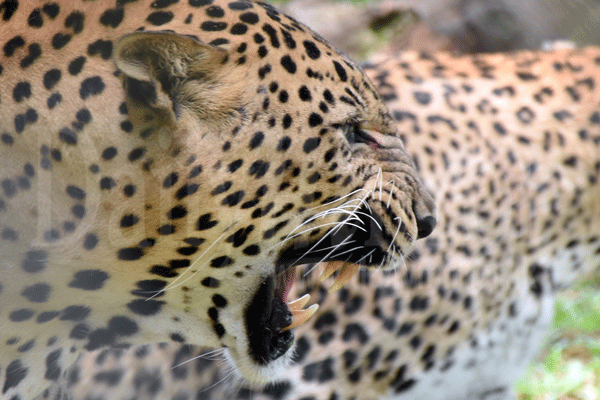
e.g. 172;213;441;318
223;343;295;387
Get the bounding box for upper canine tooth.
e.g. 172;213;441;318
288;293;311;311
328;263;360;293
318;261;344;281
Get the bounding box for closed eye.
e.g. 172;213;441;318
343;123;374;145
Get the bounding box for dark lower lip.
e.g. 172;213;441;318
245;274;294;365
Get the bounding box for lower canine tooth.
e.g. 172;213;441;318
282;304;319;331
328;263;360;293
288;294;311;311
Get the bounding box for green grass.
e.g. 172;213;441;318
516;279;600;400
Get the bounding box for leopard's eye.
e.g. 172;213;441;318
343;123;372;145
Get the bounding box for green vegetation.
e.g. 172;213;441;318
517;280;600;400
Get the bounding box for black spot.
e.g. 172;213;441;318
20;43;42;68
188;165;202;178
132;279;167;298
302;357;335;383
4;35;25;57
280;55;297;74
163;172;179;188
65;10;84;33
47;92;62;108
158;224;176;235
167;206;188;219
82;234;98;250
61;305;91;321
333;61;348;81
205;5;224;17
118;247;144;260
59;127;78;145
102;146;118;160
66;185;86;200
3;359;28;393
201;21;227;31
147;11;174;25
93;369;124;385
414;91;431;105
197;213;218;230
127;299;165;316
52;33;71;49
176;183;199;200
171;333;185;342
128;147;146;162
28;8;44;27
228;1;252;9
210;256;234;268
342;323;369;344
222;190;245;206
64;57;86;78
152;0;179;7
243;244;260;255
230;22;248;35
308;113;323;127
1;227;18;241
45;349;62;380
21;283;51;303
303;40;321;59
76;108;92;123
100;176;116;189
85;328;116;351
99;8;124;27
1;133;14;146
150;265;178;278
1;179;16;197
189;0;214;7
72;204;86;218
249;131;265;149
228;159;243;172
22;250;48;273
88;39;113;59
69;270;109;290
249;160;269;178
303;137;321;153
240;11;259;24
226;225;255;247
80;76;105;99
299;85;311;101
13;81;31;102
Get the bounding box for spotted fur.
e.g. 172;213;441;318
0;1;436;398
61;46;600;400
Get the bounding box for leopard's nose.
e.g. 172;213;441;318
416;215;436;239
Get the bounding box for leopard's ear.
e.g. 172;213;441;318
114;31;243;127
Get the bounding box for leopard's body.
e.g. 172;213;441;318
63;46;600;400
0;1;437;399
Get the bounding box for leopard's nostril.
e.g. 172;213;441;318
416;215;436;239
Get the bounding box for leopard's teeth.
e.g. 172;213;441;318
282;303;319;331
328;263;360;293
287;293;311;311
318;261;344;281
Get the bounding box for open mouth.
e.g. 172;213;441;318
245;205;406;365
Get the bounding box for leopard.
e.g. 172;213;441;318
61;46;600;400
0;1;438;399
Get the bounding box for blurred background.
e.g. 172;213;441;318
270;0;600;60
